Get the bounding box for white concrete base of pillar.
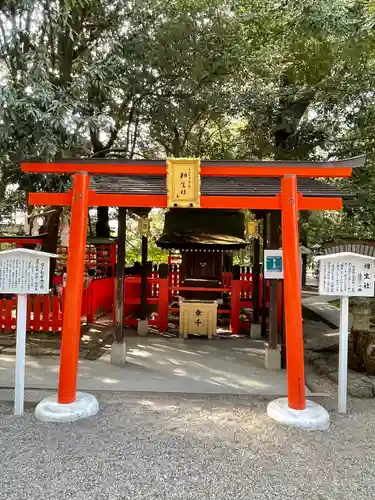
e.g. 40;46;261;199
250;323;262;340
137;319;149;336
265;345;282;370
110;341;127;366
35;392;99;423
267;398;330;431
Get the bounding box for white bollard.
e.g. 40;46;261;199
338;296;349;414
14;294;27;416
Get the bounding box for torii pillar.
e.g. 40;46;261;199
35;173;99;422
267;175;329;430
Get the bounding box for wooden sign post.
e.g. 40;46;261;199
0;248;57;415
316;252;375;413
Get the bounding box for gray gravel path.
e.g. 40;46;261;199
1;393;374;500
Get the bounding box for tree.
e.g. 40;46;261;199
2;0;375;243
0;0;250;237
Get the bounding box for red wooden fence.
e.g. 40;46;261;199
86;278;114;323
118;267;271;334
0;276;115;334
0;295;63;333
0;267;272;335
56;242;117;279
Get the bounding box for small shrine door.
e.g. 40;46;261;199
182;250;222;282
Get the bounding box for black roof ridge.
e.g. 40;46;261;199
24;155;366;169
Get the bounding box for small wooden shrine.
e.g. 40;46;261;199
157;208;246;299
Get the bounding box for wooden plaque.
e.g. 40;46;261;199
166;158;201;208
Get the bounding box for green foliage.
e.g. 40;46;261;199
1;0;375;247
235;0;371;160
302;210;375;246
125;210;167;265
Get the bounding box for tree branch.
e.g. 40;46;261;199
0;16;13;76
130;113;140;158
22;9;32;54
181;111;205;151
43;0;56;69
124;101;136;152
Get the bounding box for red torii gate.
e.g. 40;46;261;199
21;156;365;426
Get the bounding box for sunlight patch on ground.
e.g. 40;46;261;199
138;399;178;412
0;356;15;364
165;358;182;366
95;377;120;385
127;348;153;358
172;369;187;376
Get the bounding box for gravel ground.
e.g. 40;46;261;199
1;392;375;500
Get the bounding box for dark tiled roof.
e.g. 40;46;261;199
90;175;350;198
157;209;247;249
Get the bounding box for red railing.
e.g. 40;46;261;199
56;242;117;279
127;269;262;305
0;276;115;333
86;277;114;323
149;266;160;299
0;294;63;333
119;267;270;334
169;264;181;301
0;267;273;335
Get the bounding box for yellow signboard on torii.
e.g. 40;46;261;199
166;158;201;208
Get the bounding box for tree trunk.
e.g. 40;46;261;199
268;211;281;350
115;207;126;343
261;212;269;338
252;235;261;323
96;206;110;238
348;297;375;374
40;206;63;286
140;235;148;320
299;211;310;288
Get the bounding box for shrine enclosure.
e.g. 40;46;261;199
20;155;365;424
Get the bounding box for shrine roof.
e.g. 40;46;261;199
157;209;247;250
87;237;117;245
90;175;350;199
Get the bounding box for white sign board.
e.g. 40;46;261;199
264;250;283;279
0;249;56;295
316;252;375;297
0;249;57;416
316;252;375;415
264;247;308;281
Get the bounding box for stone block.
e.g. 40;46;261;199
110;341;127;366
137;319;149;337
250;323;262;340
265;345;282;370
